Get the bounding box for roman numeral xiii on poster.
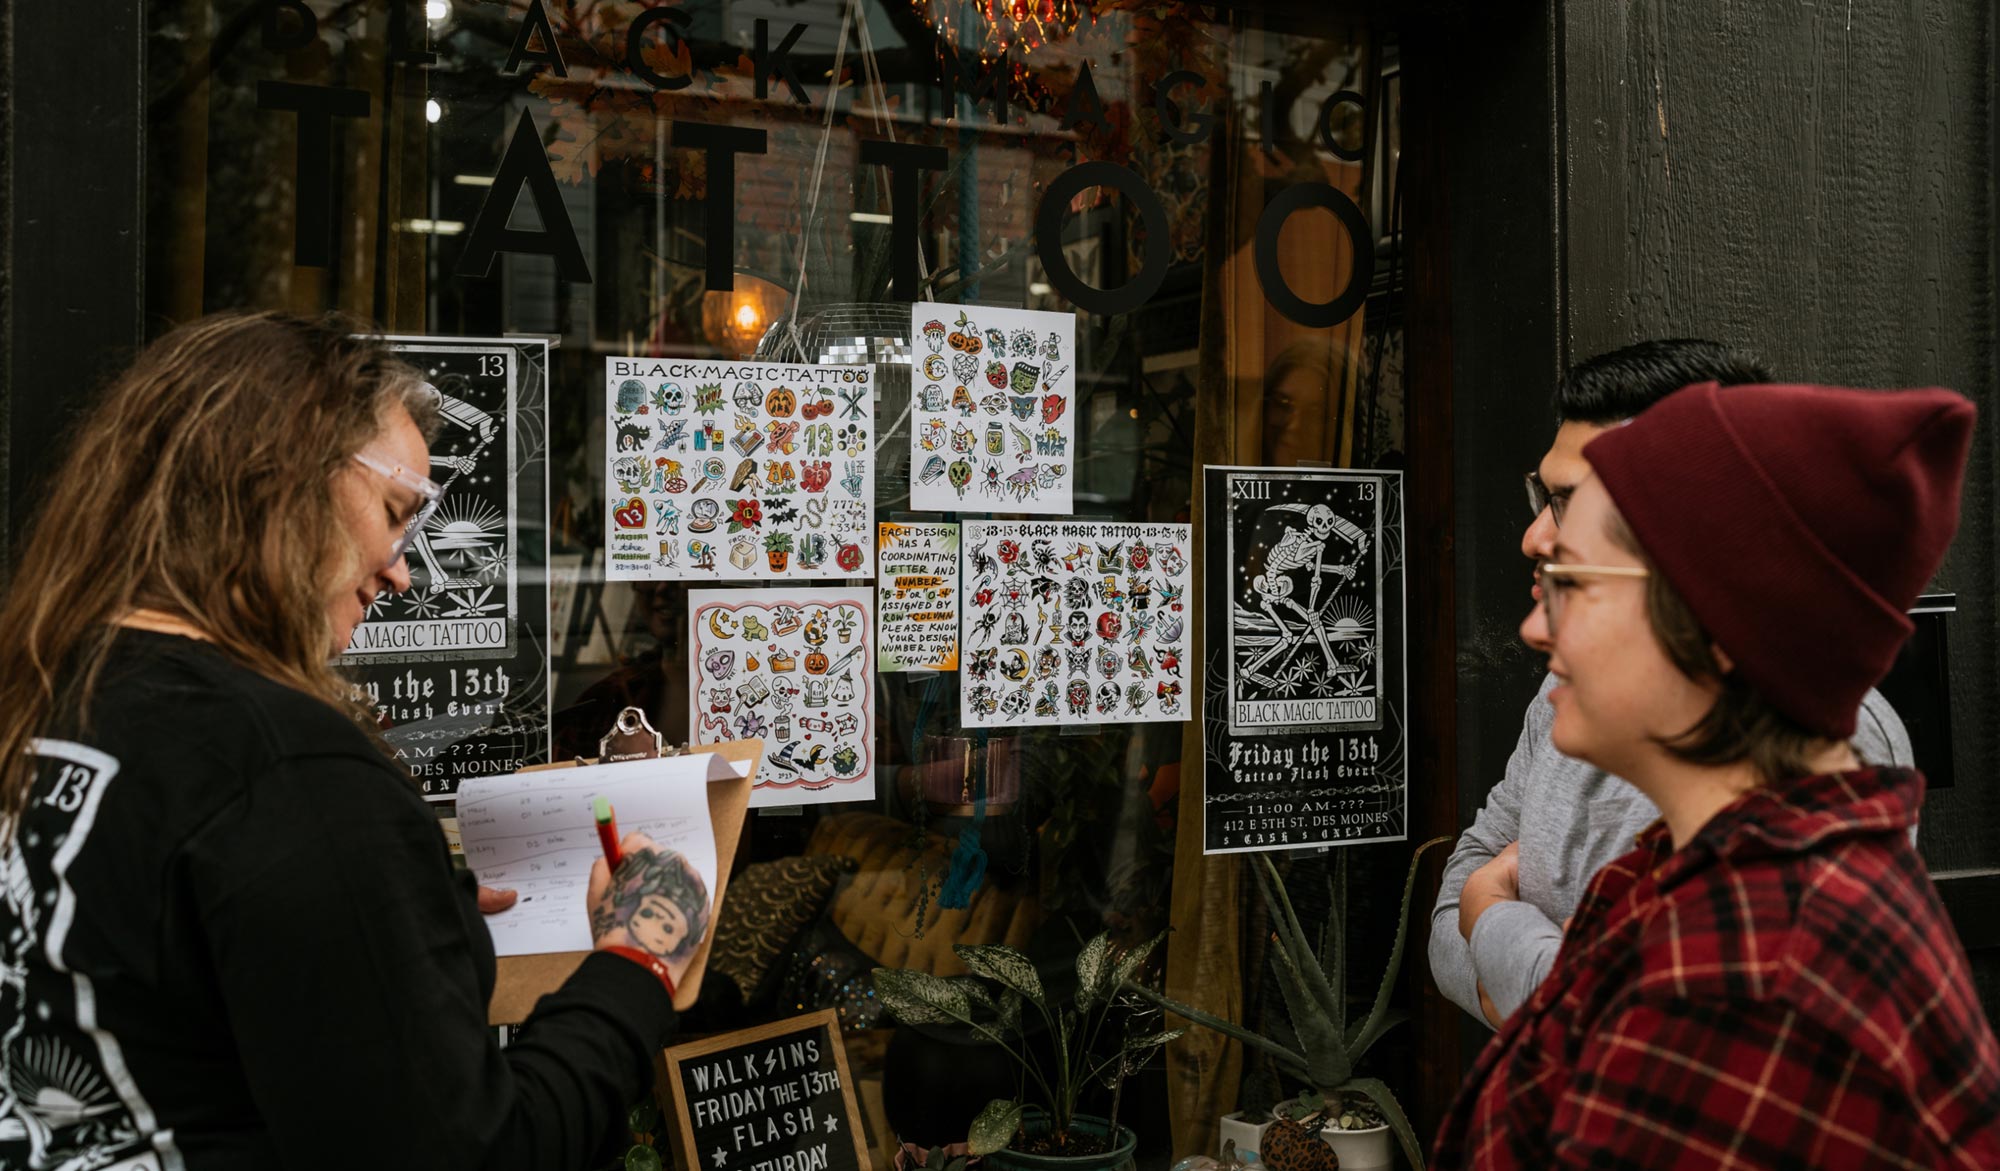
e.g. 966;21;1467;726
1202;467;1408;853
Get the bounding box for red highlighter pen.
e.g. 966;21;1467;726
592;795;622;870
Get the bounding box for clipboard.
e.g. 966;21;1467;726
487;716;763;1024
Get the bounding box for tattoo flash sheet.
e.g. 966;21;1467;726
605;359;875;582
689;588;875;807
959;521;1193;728
1202;467;1408;854
878;522;961;673
907;302;1075;514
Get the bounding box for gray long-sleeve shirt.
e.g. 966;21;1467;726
1428;674;1912;1027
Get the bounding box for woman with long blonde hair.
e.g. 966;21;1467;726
0;312;692;1169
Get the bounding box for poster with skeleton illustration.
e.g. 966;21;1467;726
908;303;1075;513
689;588;875;807
959;521;1193;728
1203;467;1407;854
606;359;875;581
339;336;551;802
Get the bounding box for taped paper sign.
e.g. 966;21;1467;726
877;522;960;673
606;359;874;581
907;303;1075;514
689;588;875;807
959;521;1193;727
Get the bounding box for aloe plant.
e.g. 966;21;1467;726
872;933;1183;1156
1130;838;1449;1170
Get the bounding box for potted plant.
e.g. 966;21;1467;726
763;530;794;571
873;933;1182;1171
1132;839;1448;1171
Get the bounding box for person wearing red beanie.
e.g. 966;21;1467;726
1433;382;2000;1169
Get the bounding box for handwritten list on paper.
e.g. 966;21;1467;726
455;754;743;958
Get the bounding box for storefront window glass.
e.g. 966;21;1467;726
143;0;1408;1159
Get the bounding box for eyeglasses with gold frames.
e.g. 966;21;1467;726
1535;562;1650;632
351;452;444;569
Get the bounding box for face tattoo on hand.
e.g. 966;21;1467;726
593;848;712;962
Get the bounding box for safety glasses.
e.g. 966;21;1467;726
351;452;443;569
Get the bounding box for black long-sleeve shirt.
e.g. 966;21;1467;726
0;629;675;1169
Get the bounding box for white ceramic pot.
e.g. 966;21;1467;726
1271;1100;1393;1171
1217;1111;1271;1163
1319;1124;1392;1171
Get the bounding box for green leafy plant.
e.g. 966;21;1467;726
763;530;795;553
1129;839;1449;1170
872;933;1183;1157
622;1099;665;1171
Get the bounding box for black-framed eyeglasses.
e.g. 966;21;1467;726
1524;472;1572;527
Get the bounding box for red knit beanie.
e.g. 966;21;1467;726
1583;382;1975;738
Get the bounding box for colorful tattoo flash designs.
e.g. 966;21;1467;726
606;360;873;581
958;521;1193;728
877;522;960;673
908;302;1075;514
688;588;875;807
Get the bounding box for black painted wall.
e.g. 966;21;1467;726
0;3;148;553
1562;0;1999;998
1452;0;2000;1048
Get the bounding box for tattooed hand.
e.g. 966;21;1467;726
586;832;713;965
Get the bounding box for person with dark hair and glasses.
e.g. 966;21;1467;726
1432;381;1998;1168
1428;340;1913;1029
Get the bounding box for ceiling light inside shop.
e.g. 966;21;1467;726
1029;282;1052;296
426;99;443;123
849;212;894;224
397;219;465;235
453;174;495;187
426;1;449;20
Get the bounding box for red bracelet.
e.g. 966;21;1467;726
604;946;677;998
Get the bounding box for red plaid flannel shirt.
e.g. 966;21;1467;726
1433;767;2000;1169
